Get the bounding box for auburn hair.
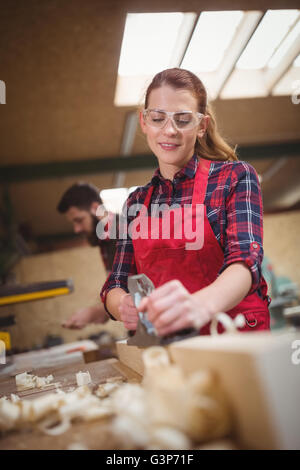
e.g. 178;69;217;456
144;68;238;162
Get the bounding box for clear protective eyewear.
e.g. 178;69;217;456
143;109;204;131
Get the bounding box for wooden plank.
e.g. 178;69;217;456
169;330;300;450
115;340;145;376
0;357;142;450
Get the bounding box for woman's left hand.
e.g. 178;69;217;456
138;280;213;336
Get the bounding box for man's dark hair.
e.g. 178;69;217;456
57;183;102;213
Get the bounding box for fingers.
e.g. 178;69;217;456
119;293;139;330
156;312;192;336
62;320;84;330
138;297;148;312
135;280;210;336
139;280;189;324
152;301;193;335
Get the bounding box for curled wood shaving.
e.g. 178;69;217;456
1;347;232;450
110;346;232;449
15;372;54;391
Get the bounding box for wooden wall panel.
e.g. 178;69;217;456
264;211;300;287
1;246;126;350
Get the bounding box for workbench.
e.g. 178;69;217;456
0;345;142;450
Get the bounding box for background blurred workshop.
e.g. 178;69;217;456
0;0;300;451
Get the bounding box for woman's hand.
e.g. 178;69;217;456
138;280;213;336
118;293;139;330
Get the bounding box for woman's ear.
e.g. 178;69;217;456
197;115;210;140
139;110;147;135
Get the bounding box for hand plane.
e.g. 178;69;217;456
127;274;198;347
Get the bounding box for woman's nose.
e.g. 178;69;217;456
162;117;178;135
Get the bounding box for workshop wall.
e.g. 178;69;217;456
264;211;300;288
1;246;126;351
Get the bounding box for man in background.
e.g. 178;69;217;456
57;182;117;329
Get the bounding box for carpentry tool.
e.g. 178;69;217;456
283;305;300;328
0;279;73;356
127;274;198;347
0;279;74;306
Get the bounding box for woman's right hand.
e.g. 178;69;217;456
118;293;139;330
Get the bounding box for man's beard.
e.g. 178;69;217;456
86;215;100;246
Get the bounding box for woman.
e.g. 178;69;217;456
100;68;270;336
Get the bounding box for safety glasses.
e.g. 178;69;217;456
143;109;204;131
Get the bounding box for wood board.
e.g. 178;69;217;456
168;330;300;450
115;340;145;376
0;356;142;450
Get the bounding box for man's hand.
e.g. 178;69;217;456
62;304;108;329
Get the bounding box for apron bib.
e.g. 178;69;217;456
132;158;270;334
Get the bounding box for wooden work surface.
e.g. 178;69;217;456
0;356;142;450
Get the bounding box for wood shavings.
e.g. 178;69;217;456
67;442;89;450
110;346;232;449
76;371;92;386
1;347;232;449
95;376;126;398
209;312;246;335
95;382;120;398
37;414;71;436
0;384;114;435
15;372;54;391
0;399;21;431
141;347;232;443
10;394;20;403
148;426;191;450
142;346;170;369
112;414;151;449
105;376;125;383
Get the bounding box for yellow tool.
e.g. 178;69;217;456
0;279;73;306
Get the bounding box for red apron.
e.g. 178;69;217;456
132;158;270;334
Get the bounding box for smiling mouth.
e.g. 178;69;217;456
159;143;180;150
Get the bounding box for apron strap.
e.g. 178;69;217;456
143;157;212;210
192;158;211;205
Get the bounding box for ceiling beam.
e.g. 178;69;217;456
0;141;299;184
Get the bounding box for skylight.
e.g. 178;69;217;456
118;13;185;76
294;53;300;66
236;10;300;69
115;12;196;106
181;11;244;72
268;18;300;68
114;10;300;104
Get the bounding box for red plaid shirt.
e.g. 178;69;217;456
101;154;268;307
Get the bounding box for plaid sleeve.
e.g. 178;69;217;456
220;161;264;294
100;188;144;309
